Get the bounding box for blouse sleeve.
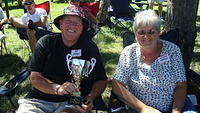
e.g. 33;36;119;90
171;45;187;82
113;47;134;84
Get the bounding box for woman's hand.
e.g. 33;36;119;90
140;106;162;113
172;109;181;113
57;82;79;96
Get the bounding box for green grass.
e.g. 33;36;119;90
0;0;200;112
190;4;200;73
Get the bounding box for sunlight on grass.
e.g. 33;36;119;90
94;27;123;78
190;32;200;74
190;4;200;74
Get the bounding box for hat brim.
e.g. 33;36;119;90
53;14;89;31
70;0;80;2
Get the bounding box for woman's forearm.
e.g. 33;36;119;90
112;79;148;112
172;81;187;113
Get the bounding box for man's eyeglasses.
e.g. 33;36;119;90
63;20;82;27
70;0;80;2
23;1;33;5
136;29;157;36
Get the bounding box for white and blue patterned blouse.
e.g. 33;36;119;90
113;40;186;112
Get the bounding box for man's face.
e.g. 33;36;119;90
23;0;35;13
60;15;83;43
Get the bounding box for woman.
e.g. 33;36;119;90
112;9;196;113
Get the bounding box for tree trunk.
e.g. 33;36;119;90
96;0;110;24
166;0;199;67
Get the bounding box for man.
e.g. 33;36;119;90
16;6;107;113
0;7;8;29
9;0;51;52
148;0;166;20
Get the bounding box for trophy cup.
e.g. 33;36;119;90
66;54;96;105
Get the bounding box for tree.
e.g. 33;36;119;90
165;0;199;67
96;0;110;24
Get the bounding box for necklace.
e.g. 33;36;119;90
141;53;160;64
140;43;162;63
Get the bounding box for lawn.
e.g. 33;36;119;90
0;0;200;112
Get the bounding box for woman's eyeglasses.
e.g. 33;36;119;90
137;29;157;36
23;1;33;5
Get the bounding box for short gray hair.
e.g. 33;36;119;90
133;9;162;33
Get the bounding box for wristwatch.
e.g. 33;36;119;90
55;84;61;95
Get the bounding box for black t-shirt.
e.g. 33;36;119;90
28;33;107;102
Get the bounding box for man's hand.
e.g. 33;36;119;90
72;96;94;113
82;95;94;112
28;20;37;30
56;82;79;96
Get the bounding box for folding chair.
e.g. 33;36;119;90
35;1;53;30
0;8;8;55
22;1;52;30
108;91;128;113
79;1;100;17
0;68;30;111
18;1;52;56
108;29;200;112
109;0;137;36
92;95;108;112
0;28;7;55
79;1;100;38
35;1;50;14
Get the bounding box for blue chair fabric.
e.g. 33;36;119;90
109;0;136;32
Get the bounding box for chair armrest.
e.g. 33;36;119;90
0;69;30;96
93;96;107;111
186;67;200;86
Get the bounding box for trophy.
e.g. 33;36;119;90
66;54;96;105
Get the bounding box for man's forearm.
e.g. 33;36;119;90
30;72;57;95
88;80;107;100
9;17;28;28
35;16;47;27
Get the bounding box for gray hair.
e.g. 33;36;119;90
133;9;162;33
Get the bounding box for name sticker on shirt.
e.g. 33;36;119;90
158;54;170;64
71;49;82;57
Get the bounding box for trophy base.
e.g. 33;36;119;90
68;96;83;105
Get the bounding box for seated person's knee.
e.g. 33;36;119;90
26;29;36;38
